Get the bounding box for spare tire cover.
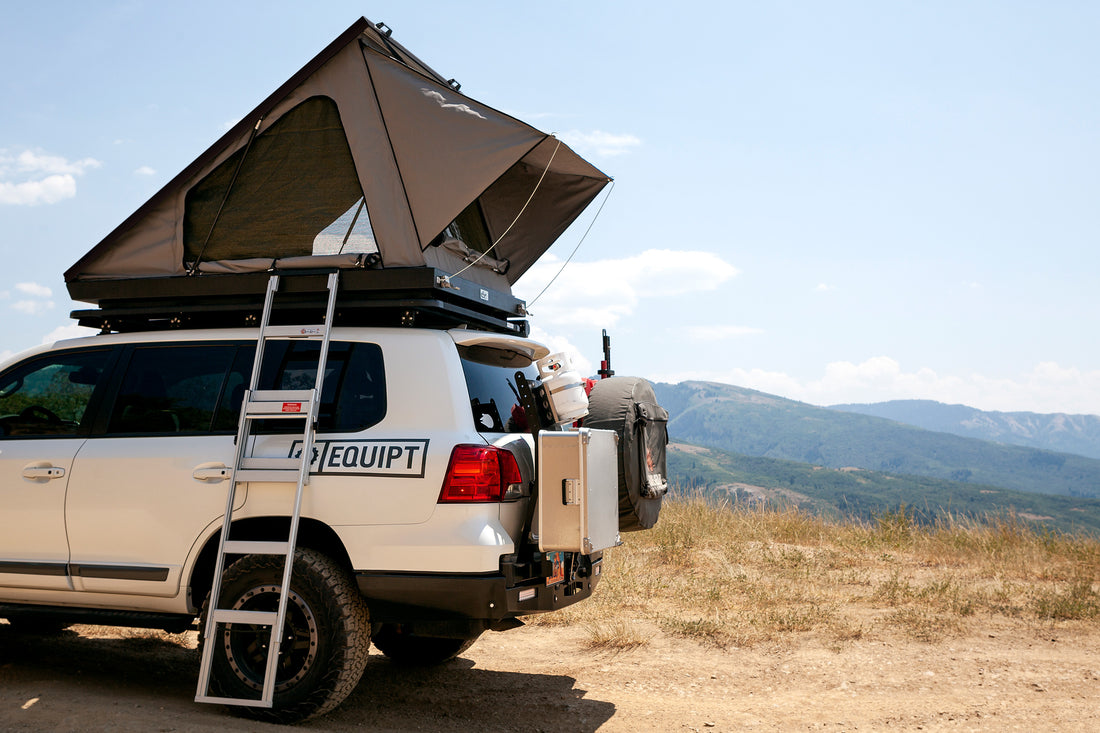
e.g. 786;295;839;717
585;376;669;532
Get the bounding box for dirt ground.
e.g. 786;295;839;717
1;617;1097;732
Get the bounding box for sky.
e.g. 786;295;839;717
2;1;1099;415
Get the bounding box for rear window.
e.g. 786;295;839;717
459;349;536;433
109;344;236;434
215;340;386;434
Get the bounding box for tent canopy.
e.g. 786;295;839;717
65;17;609;302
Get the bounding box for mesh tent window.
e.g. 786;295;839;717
439;200;492;254
183;96;376;266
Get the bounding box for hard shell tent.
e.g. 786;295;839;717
65;18;609;331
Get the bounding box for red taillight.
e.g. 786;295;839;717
438;445;523;503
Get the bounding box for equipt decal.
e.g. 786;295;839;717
289;439;430;477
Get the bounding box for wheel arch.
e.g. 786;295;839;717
187;516;353;612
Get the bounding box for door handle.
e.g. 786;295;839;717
193;464;231;483
23;464;66;481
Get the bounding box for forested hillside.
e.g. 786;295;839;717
666;443;1100;535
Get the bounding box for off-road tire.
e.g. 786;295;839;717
372;624;480;666
199;548;369;724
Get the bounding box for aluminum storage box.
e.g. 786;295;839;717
536;428;620;553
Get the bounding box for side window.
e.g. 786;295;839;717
0;349;110;438
215;341;386;434
459;349;536;433
107;344;236;435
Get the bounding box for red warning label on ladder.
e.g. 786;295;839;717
282;402;303;413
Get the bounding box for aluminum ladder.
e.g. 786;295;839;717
195;271;340;708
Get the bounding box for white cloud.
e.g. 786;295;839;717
559;129;642;157
0;175;78;205
134;165;156;176
815;283;833;292
9;282;54;312
527;325;594;377
0;148;101;205
517;249;739;327
15;282;52;298
10;150;100;176
656;356;1100;416
42;323;98;343
12;300;55;315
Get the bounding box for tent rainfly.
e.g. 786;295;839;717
65;17;610;310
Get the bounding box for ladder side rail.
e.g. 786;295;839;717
245;274;282;392
259;271;340;704
196;273;284;704
196;392;273;698
194;417;251;698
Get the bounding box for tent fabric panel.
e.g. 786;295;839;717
478;138;610;283
183;95;364;263
326;41;424;268
66;197;181;280
364;48;547;250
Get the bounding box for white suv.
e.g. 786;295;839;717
0;323;660;722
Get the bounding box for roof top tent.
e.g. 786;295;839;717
65;17;610;335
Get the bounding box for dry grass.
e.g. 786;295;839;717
528;496;1100;649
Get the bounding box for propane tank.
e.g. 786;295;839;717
536;352;589;425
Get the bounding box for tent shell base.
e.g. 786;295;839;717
67;267;528;336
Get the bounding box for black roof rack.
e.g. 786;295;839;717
68;268;529;336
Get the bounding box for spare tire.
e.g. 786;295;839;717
584;376;669;531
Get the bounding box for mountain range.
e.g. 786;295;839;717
651;381;1100;502
828;399;1100;459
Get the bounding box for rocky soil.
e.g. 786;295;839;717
2;618;1098;732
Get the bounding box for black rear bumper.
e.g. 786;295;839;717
355;551;602;630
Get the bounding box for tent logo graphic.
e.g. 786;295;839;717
421;88;487;120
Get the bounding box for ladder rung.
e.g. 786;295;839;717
262;325;328;339
234;468;301;483
195;695;271;708
244;412;311;422
241;457;302;471
251;389;315;402
244;402;313;418
222;540;290;555
211;608;279;626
